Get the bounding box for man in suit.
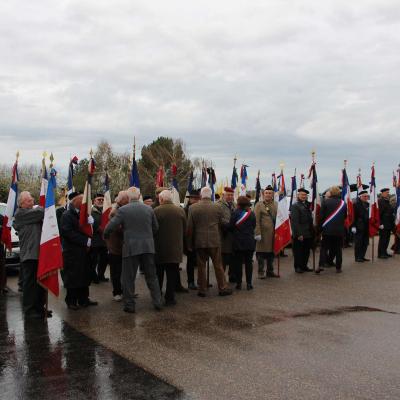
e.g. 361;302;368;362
352;190;370;262
378;188;395;259
154;190;187;306
187;187;232;297
104;187;162;313
290;188;313;273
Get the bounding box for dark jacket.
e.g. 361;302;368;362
229;208;256;251
60;207;91;288
290;201;313;239
91;206;106;248
378;198;394;230
13;207;44;262
320;196;347;237
154;202;187;264
353;199;369;233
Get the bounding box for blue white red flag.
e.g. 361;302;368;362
240;165;248;195
289;173;297;210
369;165;380;237
171;164;180;206
231;164;238;190
156;166;165;188
1;158;19;250
184;170;194;208
39;156;48;208
272;173;279;203
38;167;62;296
130;155;140;188
79;156;95;237
341;167;354;228
100;172;112;231
274;172;291;255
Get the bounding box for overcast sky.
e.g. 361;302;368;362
1;0;399;190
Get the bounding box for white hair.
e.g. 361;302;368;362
201;187;212;199
18;191;32;207
127;186;141;201
159;189;172;203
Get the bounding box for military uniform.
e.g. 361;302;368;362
353;197;369;261
378;193;395;258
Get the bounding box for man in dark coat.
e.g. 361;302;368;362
290;188;313;273
352;190;370;262
61;192;97;309
378;188;395;259
90;193;109;282
317;186;347;273
184;189;200;290
187;187;232;297
104;187;162;313
13;191;49;318
154;190;187;306
0;214;7;294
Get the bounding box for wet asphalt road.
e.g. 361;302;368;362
1;244;400;399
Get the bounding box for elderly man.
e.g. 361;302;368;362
90;193;109;283
154;190;187;306
61;192;97;309
13;191;48;318
318;186;347;273
352;190;370;262
104;187;162;313
187;187;232;297
378;188;395;259
217;187;236;282
254;185;279;279
0;213;6;294
290;188;314;273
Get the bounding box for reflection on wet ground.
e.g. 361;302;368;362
0;292;188;400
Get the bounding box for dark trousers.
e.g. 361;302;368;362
222;252;235;281
90;246;109;281
378;229;391;256
256;252;274;274
186;251;197;284
354;231;369;260
65;287;89;306
109;253;122;296
0;245;6;291
319;235;343;269
156;263;178;301
233;250;254;284
292;237;312;271
22;260;46;314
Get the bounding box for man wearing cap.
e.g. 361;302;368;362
61;192;97;309
290;188;313;273
90;193;109;283
217;187;236;282
254;186;279;278
143;196;153;207
378;188;395;259
187;187;232;297
352;190;370;262
184;189;201;289
104;187;162;313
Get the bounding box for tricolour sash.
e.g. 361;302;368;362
236;210;252;226
322;200;346;228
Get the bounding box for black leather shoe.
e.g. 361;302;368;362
198;292;206;298
385;253;393;258
67;304;79;310
363;258;370;262
99;277;109;282
235;283;242;290
175;286;189;293
266;272;279;278
378;255;388;259
295;268;304;273
314;268;321;274
219;289;233;296
246;284;253;290
123;307;135;313
153;304;163;311
336;268;342;273
302;267;313;272
165;299;177;306
188;283;198;290
355;259;364;262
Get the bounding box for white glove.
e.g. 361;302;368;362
254;235;262;241
351;227;356;234
87;215;94;225
87;238;92;247
379;224;384;230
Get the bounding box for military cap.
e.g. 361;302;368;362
68;191;81;201
298;188;309;194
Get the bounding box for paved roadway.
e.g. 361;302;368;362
1;243;400;399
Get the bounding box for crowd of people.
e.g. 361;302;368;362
2;183;399;318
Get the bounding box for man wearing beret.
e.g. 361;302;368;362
378;188;395;259
290;188;313;273
352;190;370;262
217;187;236;283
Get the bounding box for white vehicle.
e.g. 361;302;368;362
0;202;20;271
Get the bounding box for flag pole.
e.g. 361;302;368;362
311;150;317;272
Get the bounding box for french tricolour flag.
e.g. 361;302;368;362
39;157;48;208
341;167;354;229
38;168;62;296
1;160;19;250
369;165;380;237
100;172;112;231
79;156;95;237
274;173;291;255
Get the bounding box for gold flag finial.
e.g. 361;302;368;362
279;162;285;172
16;150;20;161
344;159;348;168
49;152;54;168
89;148;93;158
233;154;237;166
311;149;316;163
42;151;47;159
